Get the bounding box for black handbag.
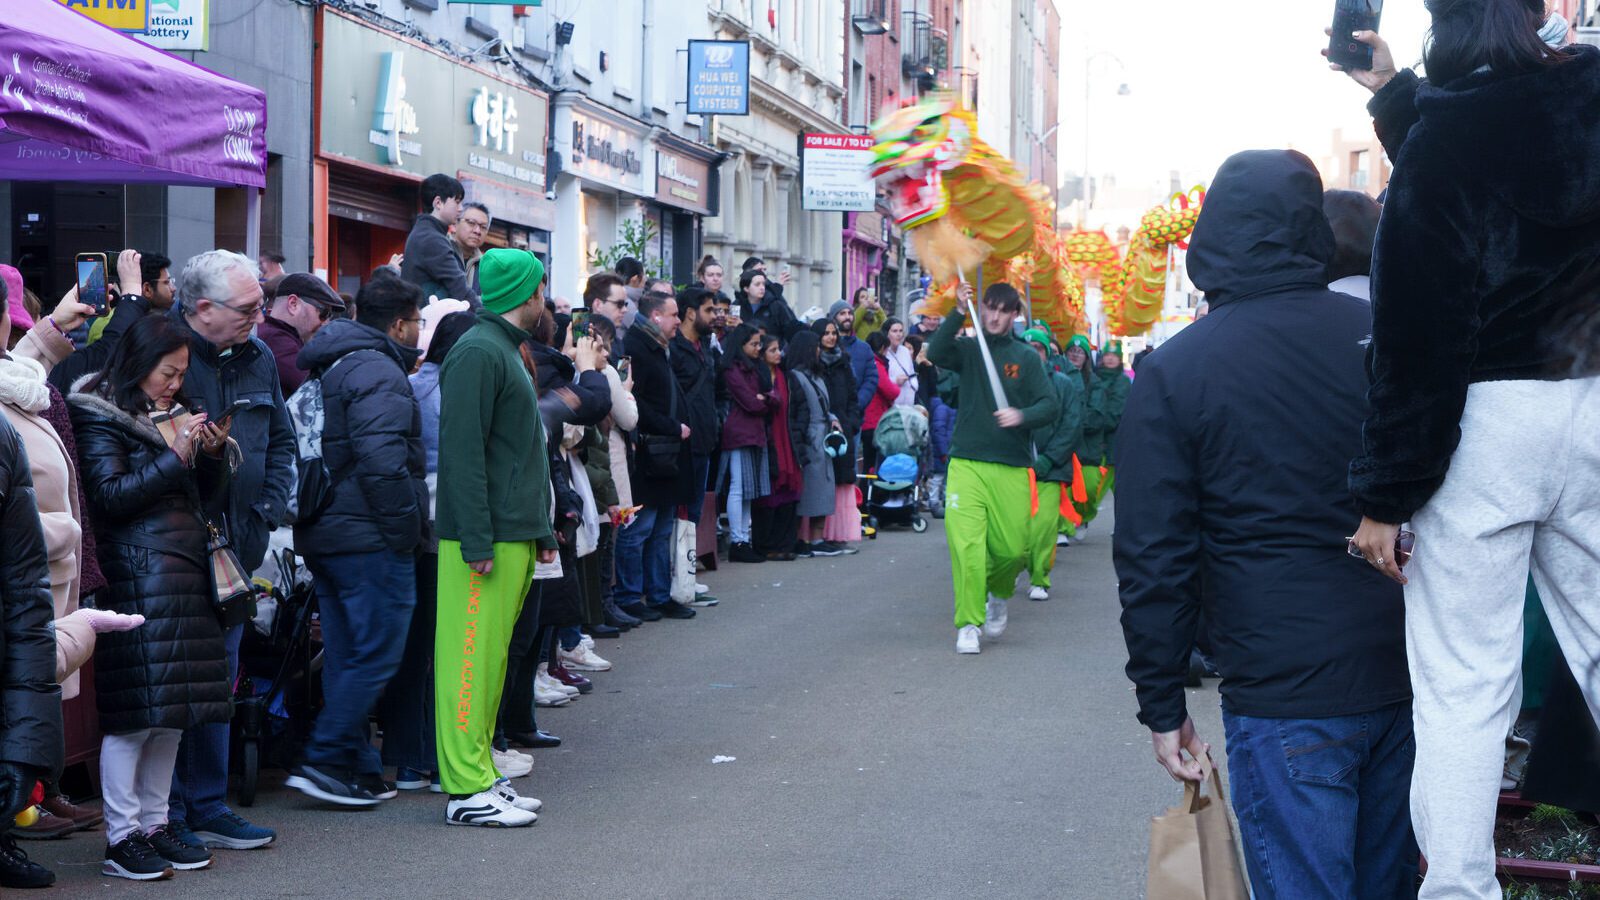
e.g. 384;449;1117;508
636;370;683;478
206;519;257;628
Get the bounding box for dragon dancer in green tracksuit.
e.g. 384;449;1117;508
1062;335;1127;529
1021;329;1084;600
926;283;1058;655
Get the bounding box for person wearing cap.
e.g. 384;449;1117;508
926;282;1058;655
431;248;556;827
1019;328;1084;602
259;272;346;396
1058;334;1107;531
1077;338;1129;530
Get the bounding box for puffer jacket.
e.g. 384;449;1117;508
67;383;229;734
294;318;428;557
0;414;61;778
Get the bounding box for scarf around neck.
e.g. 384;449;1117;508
0;355;49;413
632;317;669;349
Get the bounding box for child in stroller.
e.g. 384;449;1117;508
860;405;931;534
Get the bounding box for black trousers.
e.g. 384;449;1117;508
752;501;798;556
496;580;544;737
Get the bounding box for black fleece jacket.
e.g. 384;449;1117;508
1115;150;1409;732
1351;46;1600;523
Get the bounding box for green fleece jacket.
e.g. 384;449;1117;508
853;306;886;341
1083;365;1129;464
926;311;1057;468
435;310;555;562
1033;368;1084;483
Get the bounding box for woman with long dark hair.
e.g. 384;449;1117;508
881;317;918;407
1340;3;1600;894
860;331;901;473
751;334;803;560
784;329;843;557
68;315;234;880
718;323;773;562
810;318;864;548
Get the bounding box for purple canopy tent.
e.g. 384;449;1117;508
0;0;268;254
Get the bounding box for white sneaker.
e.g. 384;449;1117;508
695;582;710;595
1055;534;1071;547
559;643;613;672
956;625;981;654
984;597;1008;638
493;777;542;813
446;790;536;827
536;663;580;698
534;679;573;707
500;747;533;765
579;633;595;651
491;749;532;778
1028;585;1049;601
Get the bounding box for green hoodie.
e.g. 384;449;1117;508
1086;364;1130;464
926;311;1058;468
1033;368;1084;483
435;310;555;562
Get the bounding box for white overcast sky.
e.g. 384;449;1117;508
1056;0;1433;195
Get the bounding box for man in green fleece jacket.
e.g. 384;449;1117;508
433;248;556;827
926;282;1058;655
1021;328;1085;601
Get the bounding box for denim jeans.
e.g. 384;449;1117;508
685;453;711;522
613;505;673;607
377;551;437;772
169;623;242;825
1222;702;1418;900
303;549;417;777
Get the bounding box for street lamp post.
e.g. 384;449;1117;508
1081;51;1130;227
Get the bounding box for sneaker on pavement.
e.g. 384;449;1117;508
559;643;613;672
357;774;398;801
534;679;574;707
285;764;381;808
445;790;537;827
840;543;860;555
537;664;581;698
983;597;1008;638
956;625;981;655
810;541;845;557
690;592;720;607
190;811;276;849
792;542;814;558
729;542;766;563
1028;585;1049;601
165;819;203;850
144;824;212;870
653;600;696;620
11;809;77;840
545;661;593;694
578;632;595;650
491;749;533;778
492;778;543;813
0;834;55;888
102;834;173;881
695;582;710;595
394;768;433;791
1055;534;1071;547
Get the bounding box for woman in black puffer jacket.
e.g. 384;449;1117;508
68;314;232;878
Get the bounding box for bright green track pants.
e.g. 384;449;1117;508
1074;462;1115;527
1026;481;1063;589
434;540;535;796
944;458;1032;628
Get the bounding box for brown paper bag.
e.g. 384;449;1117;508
1146;765;1250;900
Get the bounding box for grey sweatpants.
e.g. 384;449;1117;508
1408;376;1600;899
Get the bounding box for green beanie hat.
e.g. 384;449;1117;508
1021;327;1052;352
1067;334;1092;354
478;248;545;315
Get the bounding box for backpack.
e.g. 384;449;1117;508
284;353;361;524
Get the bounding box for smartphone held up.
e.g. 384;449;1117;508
1327;0;1383;70
75;252;109;316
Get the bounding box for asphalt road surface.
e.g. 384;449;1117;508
44;504;1228;898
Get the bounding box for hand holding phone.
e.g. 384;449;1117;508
1326;0;1384;71
214;399;251;428
75;253;109;317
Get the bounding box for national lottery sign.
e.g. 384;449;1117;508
800;134;875;212
687;40;749;116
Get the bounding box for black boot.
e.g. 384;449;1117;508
0;834;56;889
730;542;766;563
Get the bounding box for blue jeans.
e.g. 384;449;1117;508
303;550;417;777
612;505;673;608
377;551;437;772
170;623;243;825
684;453;711;522
1222;703;1418;900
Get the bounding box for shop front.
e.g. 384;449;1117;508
314;8;553;296
651;134;721;286
550;95;653;300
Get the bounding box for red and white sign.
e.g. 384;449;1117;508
800;133;876;212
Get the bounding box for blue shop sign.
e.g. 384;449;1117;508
687;39;749;116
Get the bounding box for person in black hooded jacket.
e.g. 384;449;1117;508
286;273;428;807
1113;150;1415;899
1336;8;1600;897
68;314;232;878
0;413;61;883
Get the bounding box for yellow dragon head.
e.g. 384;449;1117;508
869;94;975;229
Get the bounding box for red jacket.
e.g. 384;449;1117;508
862;355;900;431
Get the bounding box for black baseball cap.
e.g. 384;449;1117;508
275;273;345;312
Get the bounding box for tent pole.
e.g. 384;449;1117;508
245;188;262;262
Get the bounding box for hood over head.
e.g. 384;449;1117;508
1416;45;1600;228
298;317;420;374
1186;150;1335;306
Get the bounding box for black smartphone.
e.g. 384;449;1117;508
75;252;109;316
214;399;251;427
1328;0;1383;70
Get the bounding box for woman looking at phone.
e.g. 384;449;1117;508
1338;4;1600;896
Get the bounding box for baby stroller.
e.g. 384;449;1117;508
863;452;929;534
232;544;322;806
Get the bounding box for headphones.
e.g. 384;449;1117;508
823;429;849;459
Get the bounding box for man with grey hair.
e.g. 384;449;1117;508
451;201;491;297
165;249;293;853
